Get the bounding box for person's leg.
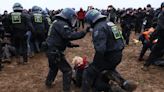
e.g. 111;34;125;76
144;43;164;68
45;52;59;87
139;43;149;61
81;65;98;92
93;72;112;92
75;69;83;87
126;29;131;45
58;56;72;92
21;37;28;63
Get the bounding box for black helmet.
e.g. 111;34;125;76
32;6;40;13
13;3;23;11
56;8;77;26
85;9;106;25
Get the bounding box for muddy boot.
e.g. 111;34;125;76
121;80;138;92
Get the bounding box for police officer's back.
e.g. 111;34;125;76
82;9;137;92
6;3;33;64
31;6;49;52
31;6;49;34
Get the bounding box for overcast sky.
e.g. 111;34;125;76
0;0;163;13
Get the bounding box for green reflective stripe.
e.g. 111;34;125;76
11;12;21;24
46;17;51;25
34;14;42;23
48;20;57;36
111;26;122;39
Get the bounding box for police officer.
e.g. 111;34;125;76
121;9;134;45
31;6;49;53
45;8;88;92
81;9;137;92
5;3;34;64
142;2;164;70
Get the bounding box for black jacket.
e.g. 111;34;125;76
46;17;86;51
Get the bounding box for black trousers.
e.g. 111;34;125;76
12;36;27;62
46;50;72;92
139;42;153;59
122;27;131;45
144;41;164;67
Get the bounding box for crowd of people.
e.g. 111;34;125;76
0;2;164;92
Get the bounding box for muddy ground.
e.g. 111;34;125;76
0;32;164;92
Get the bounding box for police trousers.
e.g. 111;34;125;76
12;35;27;62
46;50;72;92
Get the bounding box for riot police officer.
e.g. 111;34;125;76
31;6;49;53
45;8;88;92
82;9;137;92
5;3;34;64
142;2;164;70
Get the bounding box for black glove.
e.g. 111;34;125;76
41;41;48;51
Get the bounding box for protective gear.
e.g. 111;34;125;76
42;10;49;17
13;3;23;11
6;6;34;63
31;7;49;52
32;6;40;13
45;8;87;92
85;9;106;25
56;8;77;26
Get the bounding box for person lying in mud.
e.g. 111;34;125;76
72;56;137;92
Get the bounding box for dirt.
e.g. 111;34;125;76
0;32;164;92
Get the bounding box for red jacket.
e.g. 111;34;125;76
77;8;85;20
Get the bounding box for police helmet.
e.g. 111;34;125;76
32;6;40;13
38;7;43;13
56;8;77;25
13;3;23;11
85;9;106;25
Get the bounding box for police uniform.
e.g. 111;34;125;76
82;10;138;92
31;6;49;52
6;3;34;63
45;8;87;92
82;10;126;92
